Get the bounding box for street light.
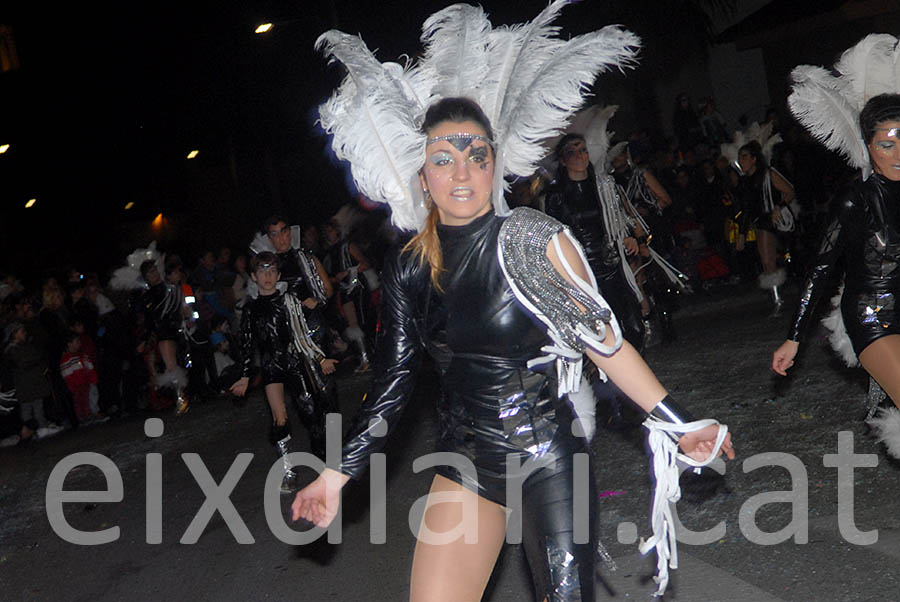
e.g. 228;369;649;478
254;23;273;34
124;201;135;210
0;144;9;154
187;149;199;159
25;198;36;208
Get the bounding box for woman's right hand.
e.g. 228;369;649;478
291;468;350;528
772;340;800;376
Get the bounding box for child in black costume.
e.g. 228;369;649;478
230;252;339;492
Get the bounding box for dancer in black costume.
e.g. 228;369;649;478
774;94;900;422
545;133;645;350
294;97;732;600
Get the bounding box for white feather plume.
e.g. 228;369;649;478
496;26;640;182
316;31;427;231
540;104;617;176
581;105;618;169
788;65;870;170
761;133;782;165
867;406;900;459
109;242;163;291
719;129;747;170
833;34;899;109
315;5;640;231
480;0;569;129
605;140;628;173
419;4;493;102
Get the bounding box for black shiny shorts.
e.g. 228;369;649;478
843;290;900;356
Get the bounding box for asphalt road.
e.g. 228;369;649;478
2;280;899;601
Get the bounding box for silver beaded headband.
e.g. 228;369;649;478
425;133;494;152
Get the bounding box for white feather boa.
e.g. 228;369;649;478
867;406;900;459
820;285;859;368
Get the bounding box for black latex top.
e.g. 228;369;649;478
339;210;579;481
239;291;301;377
546;173;620;275
789;174;900;341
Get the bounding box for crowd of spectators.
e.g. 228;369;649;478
0;208;392;448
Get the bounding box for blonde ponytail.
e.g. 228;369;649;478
402;201;445;292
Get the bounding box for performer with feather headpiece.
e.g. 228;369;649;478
109;243;191;414
292;4;733;599
721;121;796;313
773;34;900;459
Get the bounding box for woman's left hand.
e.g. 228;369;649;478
678;424;734;463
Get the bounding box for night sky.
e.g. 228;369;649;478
0;0;734;278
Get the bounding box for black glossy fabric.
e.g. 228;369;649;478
736;171;779;234
789;174;900;354
546;170;645;349
239;290;337;457
140;282;182;342
276;249;325;344
339;210;597;600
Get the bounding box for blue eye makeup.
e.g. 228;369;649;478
429;152;454;166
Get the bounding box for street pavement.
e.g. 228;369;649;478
2;280;899;601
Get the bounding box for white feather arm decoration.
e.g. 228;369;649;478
315;31;428;232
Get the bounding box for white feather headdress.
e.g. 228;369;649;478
316;2;640;231
789;34;900;177
109;242;164;291
720;122;782;170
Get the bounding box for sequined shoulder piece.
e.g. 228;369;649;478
498;207;623;393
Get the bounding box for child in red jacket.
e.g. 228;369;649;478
60;332;100;421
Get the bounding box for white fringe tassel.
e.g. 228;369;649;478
640;417;728;597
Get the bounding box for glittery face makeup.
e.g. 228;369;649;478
869;121;900;181
420;120;494;226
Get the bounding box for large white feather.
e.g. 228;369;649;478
605;140;628;173
497;26;640;181
480;0;569;129
719;130;747;169
788;65;870;170
316;31;427;231
419;4;493;101
833;34;898;109
581;105;618;168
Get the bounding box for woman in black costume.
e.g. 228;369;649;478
735;140;795;311
545;133;645;350
774;93;900;410
294;98;733;601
